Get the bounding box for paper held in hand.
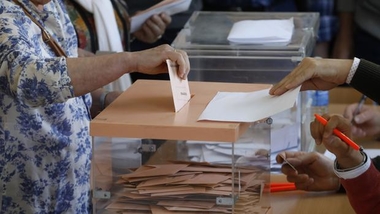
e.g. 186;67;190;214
166;59;191;112
279;154;297;172
198;85;301;122
130;0;191;33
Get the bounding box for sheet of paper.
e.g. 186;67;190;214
130;0;191;33
227;18;294;45
167;59;191;112
198;86;301;122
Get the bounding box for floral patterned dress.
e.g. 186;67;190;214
0;0;92;213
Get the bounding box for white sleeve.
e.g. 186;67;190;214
334;151;371;179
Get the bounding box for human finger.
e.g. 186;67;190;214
323;115;352;139
148;14;167;34
167;48;190;79
351;126;367;137
292;177;315;191
317;115;353;157
276;151;313;174
352;105;377;124
142;17;163;38
269;65;307;95
281;164;299;176
270;57;351;96
310;117;325;146
342;103;358;121
283;152;323;173
310;114;341;148
177;49;191;78
269;57;320;95
159;12;172;26
275;151;308;164
285;173;312;186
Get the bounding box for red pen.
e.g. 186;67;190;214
270;183;297;193
314;114;362;151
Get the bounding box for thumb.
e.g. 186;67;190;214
354;108;375;124
322;135;351;158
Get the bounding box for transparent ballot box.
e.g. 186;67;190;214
171;11;320;152
171;11;319;84
90;80;272;214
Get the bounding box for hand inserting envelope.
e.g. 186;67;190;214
166;59;300;120
198;85;301;122
167;59;191;112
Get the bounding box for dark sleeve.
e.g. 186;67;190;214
349;59;380;103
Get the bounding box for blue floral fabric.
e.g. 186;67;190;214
0;0;92;213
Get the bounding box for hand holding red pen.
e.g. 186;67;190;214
311;114;364;169
314;114;361;151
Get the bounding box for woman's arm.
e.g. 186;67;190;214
68;44;189;96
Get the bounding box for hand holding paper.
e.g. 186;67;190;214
198;85;301;122
167;59;191;112
130;0;191;33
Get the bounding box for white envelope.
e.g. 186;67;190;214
227;18;294;45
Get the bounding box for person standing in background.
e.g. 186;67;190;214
306;0;338;58
126;0;203;82
64;0;172;91
332;0;380;64
202;0;338;58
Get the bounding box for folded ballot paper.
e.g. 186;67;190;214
130;0;191;33
198;85;301;123
109;160;267;213
227;18;294;45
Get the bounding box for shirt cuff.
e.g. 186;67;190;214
334;151;371;179
346;57;360;84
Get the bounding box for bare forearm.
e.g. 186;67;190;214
67;52;135;96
